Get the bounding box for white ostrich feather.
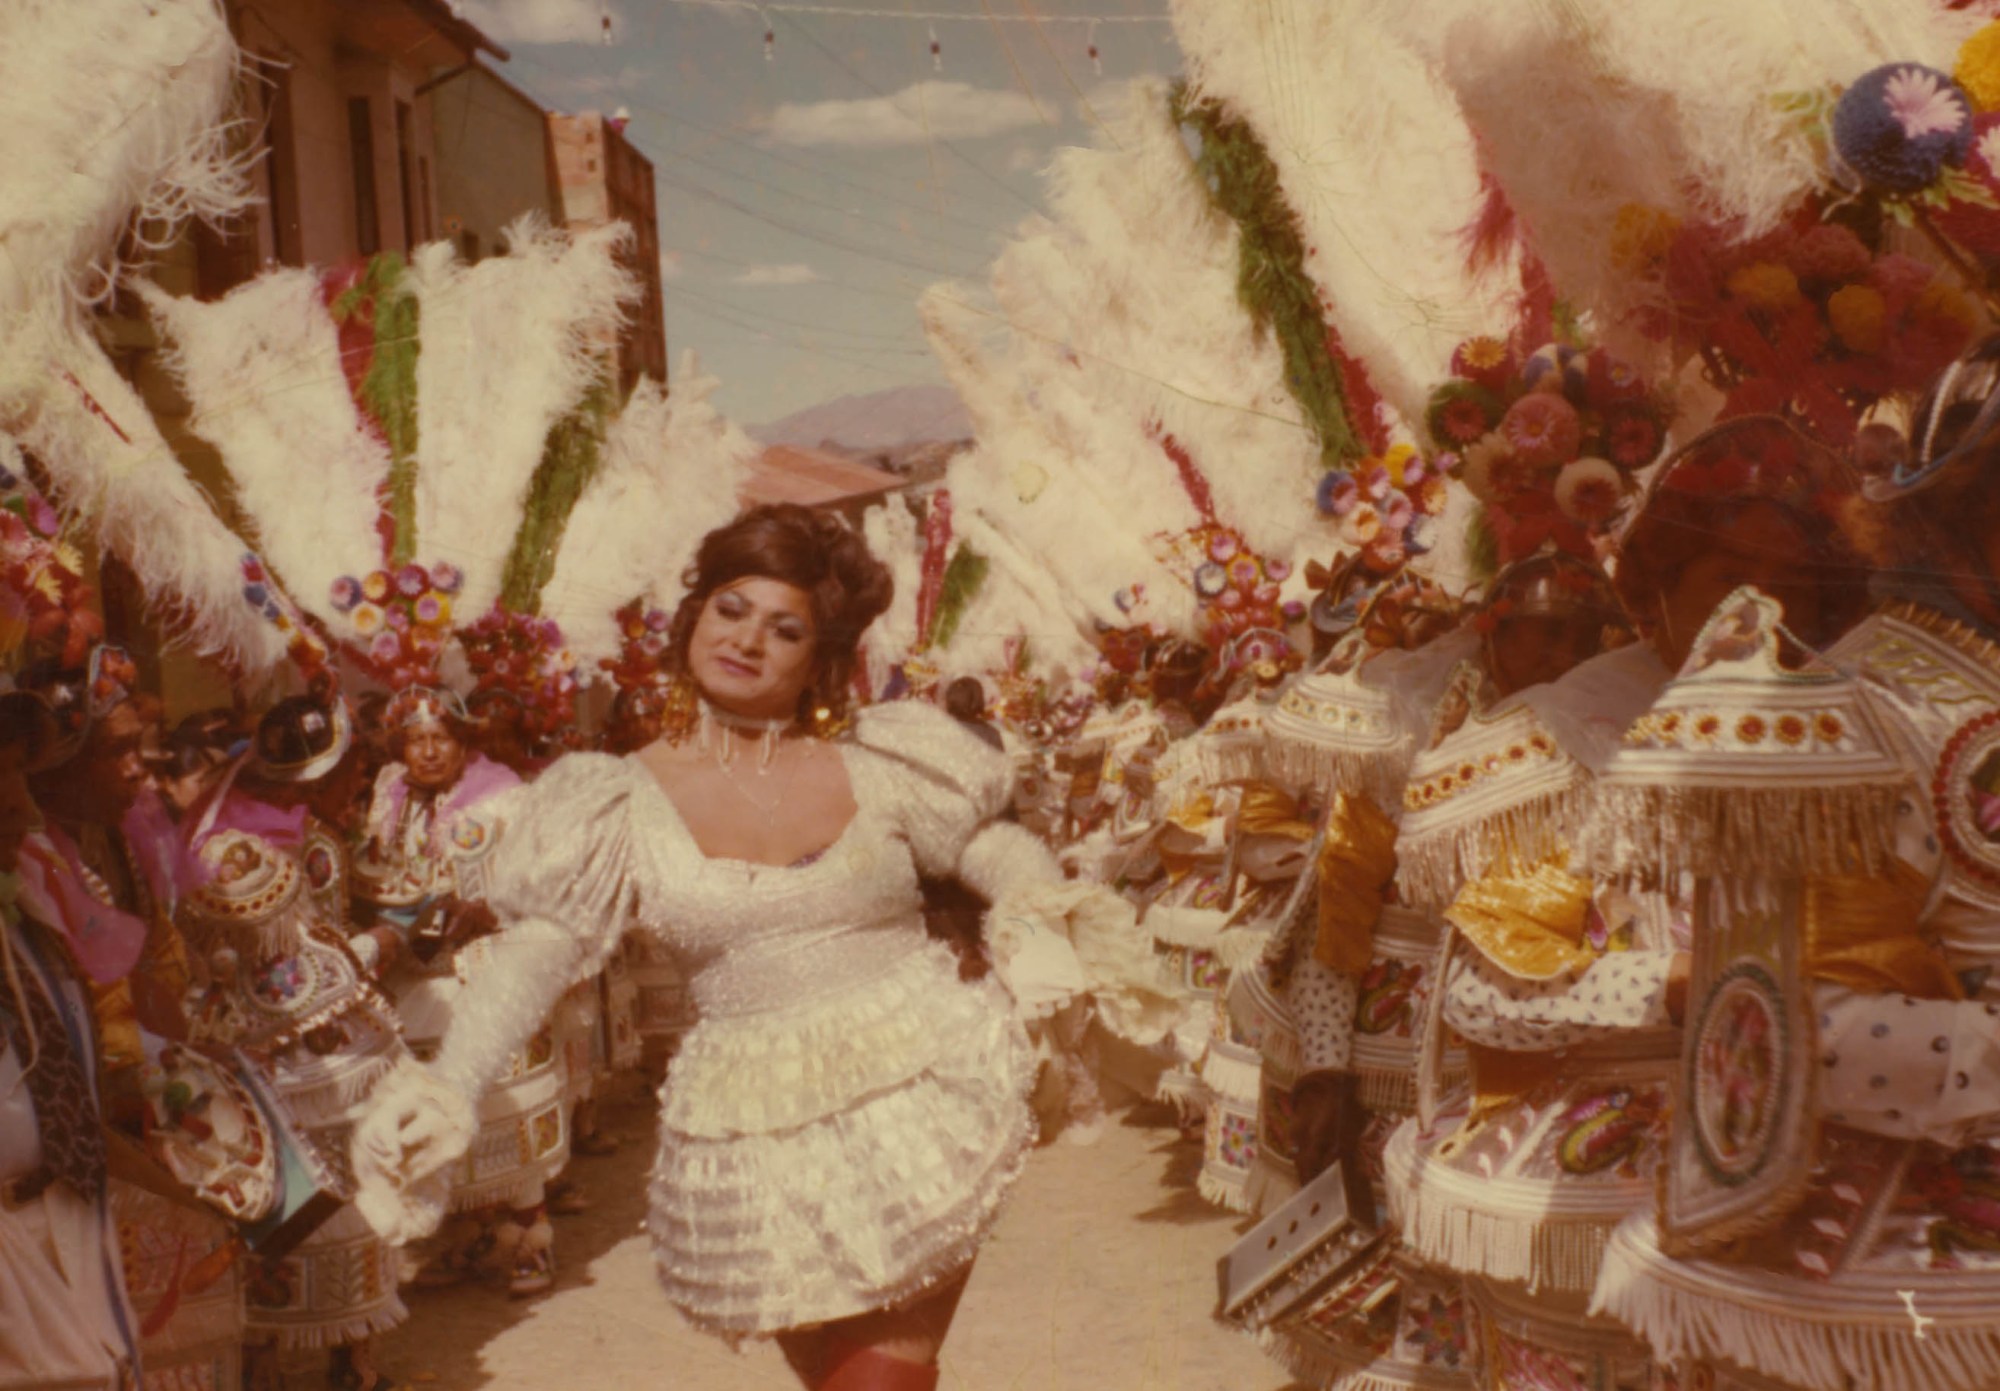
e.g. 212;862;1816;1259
1567;0;1976;236
407;218;636;621
919;78;1364;672
538;353;752;666
1406;1;1976;363
139;271;390;629
15;318;290;677
1170;0;1519;429
1037;87;1330;566
860;497;924;686
0;0;252;400
933;537;1096;681
924;283;1191;637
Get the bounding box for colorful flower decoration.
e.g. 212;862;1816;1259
1427;338;1668;565
1167;523;1301;692
1833;64;1973;192
1314;442;1442;577
327;560;459;687
459;609;578;740
0;475;101;668
598;596;675;696
239;553;327;673
1629;203;1976;445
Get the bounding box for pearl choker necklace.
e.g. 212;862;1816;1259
700;701;794;772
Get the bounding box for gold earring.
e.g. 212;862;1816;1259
810;697;851;741
660;674;701;746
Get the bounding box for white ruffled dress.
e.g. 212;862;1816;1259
370;703;1047;1338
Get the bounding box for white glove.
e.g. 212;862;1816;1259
349;1057;475;1245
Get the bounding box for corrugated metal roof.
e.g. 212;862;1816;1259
740;445;903;508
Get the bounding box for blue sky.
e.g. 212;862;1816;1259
460;0;1182;426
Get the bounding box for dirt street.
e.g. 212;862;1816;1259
375;1095;1300;1391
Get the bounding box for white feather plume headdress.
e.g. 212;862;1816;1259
145;223;751;708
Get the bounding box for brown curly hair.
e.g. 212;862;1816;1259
667;504;895;726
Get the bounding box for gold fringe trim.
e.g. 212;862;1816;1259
276;1051;401;1131
250;1294;408;1353
1581;782;1902;884
1399;1151;1624;1295
1396;783;1592;910
1198;1042;1263;1104
1265;739;1410;813
1595;1222;2000;1391
1357;1067;1422;1116
1198;1164;1255;1214
1197;740;1267;789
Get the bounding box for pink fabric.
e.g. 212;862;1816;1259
14;834;147;985
13;792;189;986
375;754;522;856
188;788;309;872
120;790;192;913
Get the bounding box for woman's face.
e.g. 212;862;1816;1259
688;577;819;722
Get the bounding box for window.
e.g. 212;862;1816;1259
263;59;301;264
348;97;379;257
418;155;433;242
396;100;417;250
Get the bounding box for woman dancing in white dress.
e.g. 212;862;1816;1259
352;504;1082;1391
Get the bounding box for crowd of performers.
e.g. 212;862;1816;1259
1016;374;2000;1391
21;5;2000;1391
0;651;702;1391
18;362;2000;1391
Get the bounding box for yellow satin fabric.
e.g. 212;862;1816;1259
1312;792;1398;977
1444;857;1595;982
1803;861;1962;1001
1236;784;1315;841
1464;1041;1565;1114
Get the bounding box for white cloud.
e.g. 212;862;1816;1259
1006;144;1043;175
455;0;623;46
763;81;1042;149
731;263;821;286
1075;78;1149;126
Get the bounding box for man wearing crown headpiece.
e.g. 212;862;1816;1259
350;682;572;1298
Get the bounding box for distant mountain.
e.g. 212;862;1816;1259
752;384;972;452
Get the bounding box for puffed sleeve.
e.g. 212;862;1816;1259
352;754;641;1244
431;753;642;1095
850;701;1014;877
852;703;1181;1044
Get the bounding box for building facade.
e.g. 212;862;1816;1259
548;112;669;393
427;61;560;264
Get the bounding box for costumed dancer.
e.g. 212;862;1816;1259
1178;654;1333;1213
1374;545;1656;1389
1245;559;1470;1225
173;688;410;1391
353;504;1140;1391
350;685;566;1297
17;650;251;1391
1392;412;1869;1388
0;690;143;1391
1238;630;1475;1391
1588;346;2000;1391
